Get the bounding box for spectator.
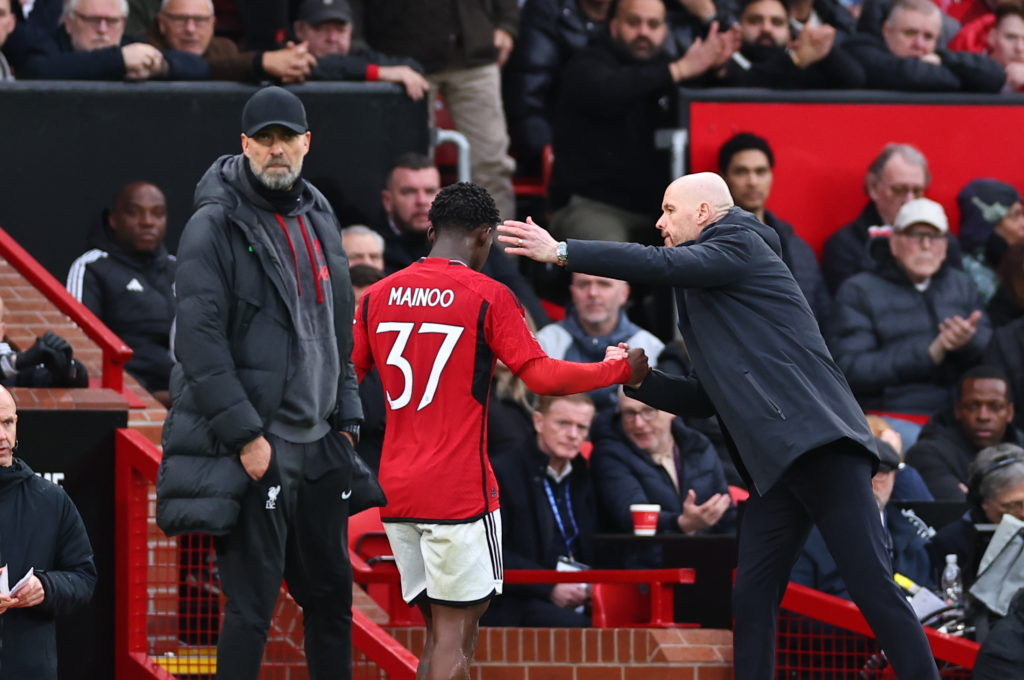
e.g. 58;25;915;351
906;366;1023;500
548;0;737;244
0;385;97;680
718;133;830;320
537;273;664;413
844;0;1006;91
720;0;865;88
66;180;175;404
950;1;1024;92
957;179;1024;305
788;0;858;35
989;244;1024;327
375;153;551;326
986;284;1024;427
829;198;991;417
348;263;386;473
0;0;14;79
927;443;1024;591
292;0;428;98
485;393;599;627
791;438;935;598
151;0;316;82
822;143;941;296
592;390;736;536
351;0;519;221
341;225;384;271
865;413;935;500
0;295;89;388
13;0;208;79
488;358;537;459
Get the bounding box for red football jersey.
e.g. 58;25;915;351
353;258;547;522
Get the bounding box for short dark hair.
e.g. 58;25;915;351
390;152;435;173
718;133;775;174
609;0;667;20
349;264;385;289
996;0;1024;25
739;0;790;16
427;182;500;234
957;365;1012;401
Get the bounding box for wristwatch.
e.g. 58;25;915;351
555;241;568;266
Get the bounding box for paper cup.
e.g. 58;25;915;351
630;503;660;536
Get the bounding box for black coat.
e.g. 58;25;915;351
591;418;736;535
157;155;362;536
985;317;1024;429
905;409;1024;501
565;207;877;494
719;43;865;89
549;37;676;215
66;219;176;393
827;252;991;415
844;35;1005;92
0;459;97;680
973;588;1024;680
764;211;830;322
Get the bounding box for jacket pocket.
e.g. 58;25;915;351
743;371;787;420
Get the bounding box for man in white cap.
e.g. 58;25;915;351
830;197;992;417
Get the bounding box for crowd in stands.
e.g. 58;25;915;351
3;0;1024;658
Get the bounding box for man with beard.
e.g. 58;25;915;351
719;0;865;88
549;0;738;244
157;86;363;680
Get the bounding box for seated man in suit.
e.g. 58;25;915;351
591;390;735;537
484;393;599;627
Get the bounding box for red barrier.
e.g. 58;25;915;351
0;226;134;394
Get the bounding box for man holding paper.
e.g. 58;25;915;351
0;385;97;679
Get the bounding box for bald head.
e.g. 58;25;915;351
655;172;735;246
0;385;17;467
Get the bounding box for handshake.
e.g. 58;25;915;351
605;342;651;388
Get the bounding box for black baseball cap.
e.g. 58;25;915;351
298;0;352;25
241;86;309;137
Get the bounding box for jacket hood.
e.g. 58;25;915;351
0;458;35;495
194;154;317;218
697;206;783;258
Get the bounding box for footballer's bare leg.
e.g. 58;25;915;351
419;601;488;680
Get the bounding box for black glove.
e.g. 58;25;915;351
38;331;73;375
14;337;49;370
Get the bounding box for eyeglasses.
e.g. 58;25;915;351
897;230;947;246
73;11;126;27
620;406;659;422
161;12;214;25
884;184;926;198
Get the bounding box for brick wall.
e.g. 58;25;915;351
0;255;166;442
388;627;734;680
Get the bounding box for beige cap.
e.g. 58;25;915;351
893;198;948;233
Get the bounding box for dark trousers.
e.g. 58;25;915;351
732;443;939;680
215;432;354;680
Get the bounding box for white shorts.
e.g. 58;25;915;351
383;510;503;606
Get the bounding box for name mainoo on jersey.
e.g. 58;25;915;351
388;286;456;308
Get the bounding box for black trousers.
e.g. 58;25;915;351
215;432;354;680
732;442;939;680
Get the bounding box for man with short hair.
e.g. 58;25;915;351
829;198;991;416
67;181;176;404
845;0;1005;91
537;273;663;413
13;0;208;79
0;385;97;679
486;393;599;627
592;391;735;536
0;0;15;79
353;182;646;670
549;0;737;243
718;132;829;320
950;0;1024;92
376;153;551;326
822;143;962;295
906;366;1024;500
292;0;428;99
500;172;939;680
720;0;864;88
156;86;364;680
341;225;384;271
152;0;316;82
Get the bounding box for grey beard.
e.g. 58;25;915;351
252;161;301;191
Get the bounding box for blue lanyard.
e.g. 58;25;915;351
543;478;580;560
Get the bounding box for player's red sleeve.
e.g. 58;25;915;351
351;293;373;383
516;356;631;395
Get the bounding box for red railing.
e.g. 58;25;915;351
0;226;133;393
114;428;419;680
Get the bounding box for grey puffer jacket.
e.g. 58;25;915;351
157;155;361;536
827;251;991;414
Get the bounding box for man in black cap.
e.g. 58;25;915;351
293;0;429;99
156;85;363;680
